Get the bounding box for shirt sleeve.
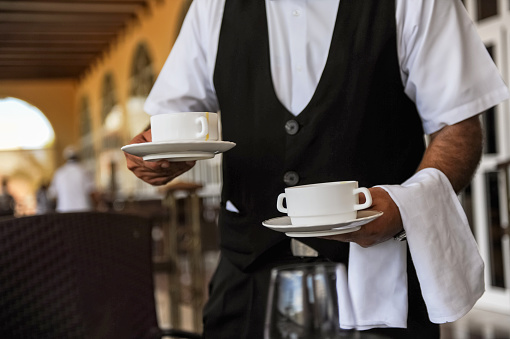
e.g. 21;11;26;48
143;0;223;116
396;0;509;134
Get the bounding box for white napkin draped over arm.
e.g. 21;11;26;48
347;167;485;329
348;240;408;329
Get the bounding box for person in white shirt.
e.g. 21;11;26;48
49;146;96;213
124;0;509;338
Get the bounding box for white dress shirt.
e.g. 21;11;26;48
145;0;509;134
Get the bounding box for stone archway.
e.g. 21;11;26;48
0;97;56;215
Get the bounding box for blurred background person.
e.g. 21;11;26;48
48;146;97;213
0;177;15;217
35;181;53;214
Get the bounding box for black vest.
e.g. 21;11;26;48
214;0;425;271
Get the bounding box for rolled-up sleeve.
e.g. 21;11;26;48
144;0;223;116
396;0;509;134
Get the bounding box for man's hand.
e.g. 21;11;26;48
124;129;196;186
322;115;483;247
322;187;402;247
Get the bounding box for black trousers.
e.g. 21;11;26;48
202;243;439;339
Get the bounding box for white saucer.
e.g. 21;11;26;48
143;152;215;162
286;226;362;238
121;140;236;161
262;210;383;233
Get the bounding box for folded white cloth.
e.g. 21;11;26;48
347;168;485;329
346;239;408;329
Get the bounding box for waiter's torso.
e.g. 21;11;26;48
213;0;425;270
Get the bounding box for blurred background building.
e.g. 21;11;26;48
0;0;509;332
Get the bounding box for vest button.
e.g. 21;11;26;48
283;171;300;186
285;119;300;135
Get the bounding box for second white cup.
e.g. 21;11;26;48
276;181;372;226
150;112;219;142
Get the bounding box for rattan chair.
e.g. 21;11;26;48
0;212;202;339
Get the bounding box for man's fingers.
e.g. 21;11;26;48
124;129;197;186
317;187;403;248
127;158;197;186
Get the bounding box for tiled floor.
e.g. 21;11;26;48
154;251;220;333
154;272;197;332
154;253;510;338
441;308;510;339
155;281;510;338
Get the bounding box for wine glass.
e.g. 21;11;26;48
264;262;357;339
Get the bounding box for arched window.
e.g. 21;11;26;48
0;97;54;150
79;96;95;168
130;42;154;98
101;73;117;124
0;97;56;215
80;96;92;138
127;42;154;138
101;72;123;149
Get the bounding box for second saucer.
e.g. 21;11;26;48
262;210;383;233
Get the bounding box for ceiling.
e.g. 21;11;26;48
0;0;152;81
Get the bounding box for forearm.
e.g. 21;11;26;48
327;115;483;247
417;115;483;193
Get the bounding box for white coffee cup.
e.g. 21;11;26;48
150;112;219;142
276;181;372;226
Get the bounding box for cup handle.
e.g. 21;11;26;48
196;116;209;138
277;193;288;213
353;187;372;210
